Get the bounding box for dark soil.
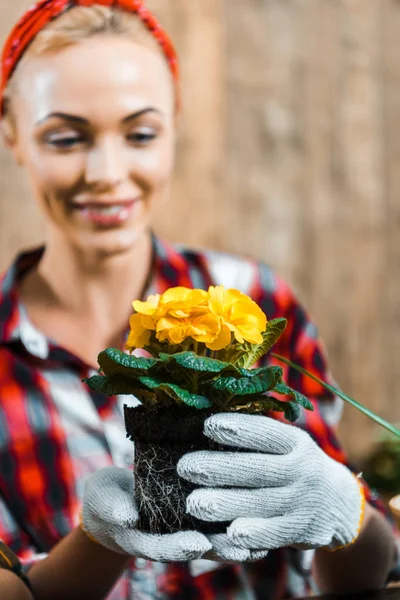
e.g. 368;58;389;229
124;405;231;535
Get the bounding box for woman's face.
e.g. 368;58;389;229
9;35;176;257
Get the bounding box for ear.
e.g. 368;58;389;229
1;118;24;166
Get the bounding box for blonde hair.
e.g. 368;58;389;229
3;5;169;138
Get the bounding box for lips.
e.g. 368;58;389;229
72;198;138;226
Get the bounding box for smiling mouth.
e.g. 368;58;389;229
72;198;137;209
82;203;132;216
71;199;139;225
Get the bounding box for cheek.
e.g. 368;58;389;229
25;151;85;198
130;141;175;192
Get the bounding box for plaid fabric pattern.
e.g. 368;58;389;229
0;235;391;599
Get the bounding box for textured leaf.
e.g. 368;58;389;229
235;319;288;368
274;382;314;411
237;366;273;378
137;376;212;409
262;318;288;349
206;367;282;397
157;352;242;392
159;351;234;373
84;375;160;409
259;396;300;422
279;401;301;422
157;384;211;409
219;364;248;378
83;374;144;396
228;395;300;422
98;348;157;377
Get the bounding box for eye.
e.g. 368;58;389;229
44;131;86;150
127;127;158;146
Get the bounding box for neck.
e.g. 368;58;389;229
36;231;153;324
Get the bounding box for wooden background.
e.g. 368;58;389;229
1;0;399;465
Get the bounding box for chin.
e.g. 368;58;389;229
75;226;149;258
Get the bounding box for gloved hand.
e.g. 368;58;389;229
177;413;365;559
80;466;211;562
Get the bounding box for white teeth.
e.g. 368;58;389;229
91;205;123;215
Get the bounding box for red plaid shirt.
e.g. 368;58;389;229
0;236;391;599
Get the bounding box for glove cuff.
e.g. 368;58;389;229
79;511;130;555
79;512;102;546
325;473;366;552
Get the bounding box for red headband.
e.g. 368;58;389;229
1;0;179;116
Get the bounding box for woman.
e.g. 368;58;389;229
0;1;397;599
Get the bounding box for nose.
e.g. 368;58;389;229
85;137;126;189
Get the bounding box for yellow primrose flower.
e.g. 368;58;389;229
126;285;267;352
208;285;267;346
156;312;221;346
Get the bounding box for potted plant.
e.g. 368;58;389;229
84;285;400;535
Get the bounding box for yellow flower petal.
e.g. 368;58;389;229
156;316;180;332
161;287;196;304
206;322;232;350
232;325;263;345
141;315;157;330
133;294;160;315
168;326;189;345
168;309;191;318
189;313;221;344
208;285;267;346
126;313;151;350
208;285;227;315
230;299;267;330
156;317;189;345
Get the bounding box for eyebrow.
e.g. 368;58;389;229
123;108;162;123
36;107;161;126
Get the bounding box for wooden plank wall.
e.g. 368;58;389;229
0;0;399;464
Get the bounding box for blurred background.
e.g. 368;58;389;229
1;0;399;487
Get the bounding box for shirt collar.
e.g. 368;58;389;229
0;246;44;347
0;235;193;357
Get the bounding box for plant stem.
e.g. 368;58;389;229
271;353;400;440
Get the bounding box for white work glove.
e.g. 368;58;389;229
81;466;211;562
177;413;365;559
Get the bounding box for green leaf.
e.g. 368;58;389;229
263;396;301;422
235;319;288;368
84;374;211;409
274;381;314;411
206;366;282;397
98;348;157;377
137;376;212;409
228;394;300;422
156;351;243;391
83;375;160;408
280;401;301;422
83;374;143;396
159;351;235;374
237;366;274;378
